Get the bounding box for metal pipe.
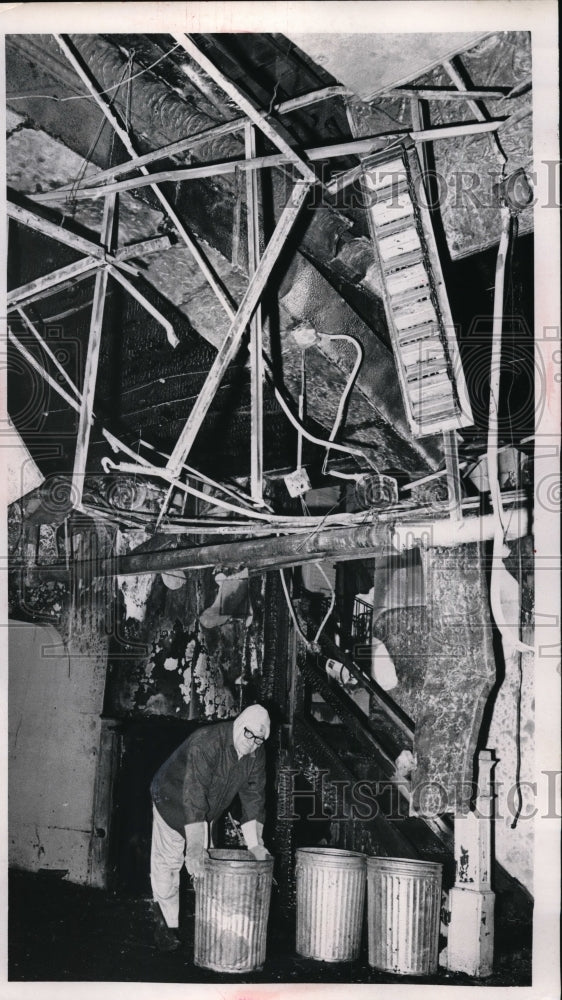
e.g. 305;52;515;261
392;506;529;552
29;505;530;580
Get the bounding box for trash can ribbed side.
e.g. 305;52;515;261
296;847;367;962
367;857;443;975
194;849;273;973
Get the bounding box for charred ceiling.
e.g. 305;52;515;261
6;30;533;556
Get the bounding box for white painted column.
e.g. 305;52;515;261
446;750;496;977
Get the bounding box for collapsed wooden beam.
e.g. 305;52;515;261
174;33;317;185
7;327;81;411
7;257;102;307
55;34;235;319
28;119;247;202
442;57;506;165
382;86;508;101
71;193;115;507
7;200;142;280
245;122;264;504
7;199;109;260
165;178;313;477
115;235;172;260
32;119;508;204
275;85;351;114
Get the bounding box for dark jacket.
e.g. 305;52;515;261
150;720;266;835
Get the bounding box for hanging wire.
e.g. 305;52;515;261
67;56;133;206
311;562;336;644
7;43;181;103
320;332;366;481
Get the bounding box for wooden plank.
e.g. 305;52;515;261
275;85;351;114
71;193;115;506
106;265;179;347
245;122;264;504
7;257;101;307
34;151;287;201
165;178;313;477
31;117;507;205
7;327;81;411
55;34;235;320
442;57;507;165
174;34;317;185
443;429;463;521
383;86;507;101
7;199;107;260
441;59;488;122
30;118;245;201
88;721;120;889
115;235;171;260
14;306;82;401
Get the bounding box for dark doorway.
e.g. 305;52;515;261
110;717;198;896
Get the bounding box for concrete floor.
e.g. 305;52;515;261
8;869;531;985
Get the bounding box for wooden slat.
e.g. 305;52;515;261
7;327;81;412
7;199;107;260
174;34;317;185
14;306;82;401
245;122;264;504
55;34;236;321
71;193;115;506
165;179;313;476
7;257;102;306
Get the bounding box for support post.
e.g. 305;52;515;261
71;193;115;507
446;750;496;977
165;178;313;476
245;122;264;503
443;429;463;521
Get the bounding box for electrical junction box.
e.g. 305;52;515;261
284;467;311;497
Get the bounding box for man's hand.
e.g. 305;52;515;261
184;821;207;877
249;844;272;861
185;848;208;877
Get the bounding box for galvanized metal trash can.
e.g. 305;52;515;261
194;848;273;973
366;856;443;975
296;847;367;962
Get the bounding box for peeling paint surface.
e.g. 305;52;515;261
105;570;265;721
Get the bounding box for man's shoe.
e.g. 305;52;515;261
152;904;180;951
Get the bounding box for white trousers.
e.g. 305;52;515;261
150;805;186;928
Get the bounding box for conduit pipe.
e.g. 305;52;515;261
34;505;529;580
487;204;533;655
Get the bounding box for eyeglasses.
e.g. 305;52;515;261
244;726;265;746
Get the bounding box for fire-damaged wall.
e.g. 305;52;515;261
104;569;266;721
371;536;535;895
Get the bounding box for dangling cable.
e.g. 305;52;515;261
312;562;336;644
488;204;533;655
321;333;366;480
